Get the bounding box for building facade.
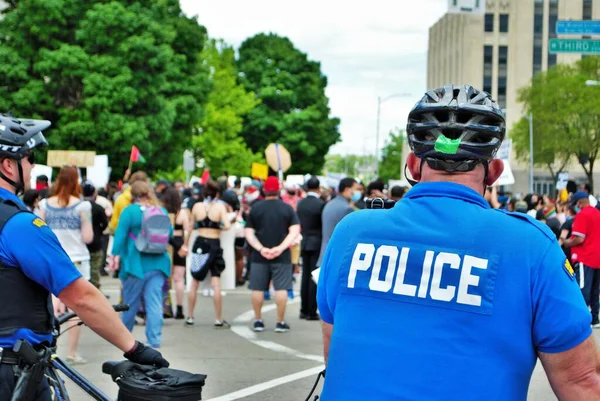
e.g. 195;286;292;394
426;0;600;195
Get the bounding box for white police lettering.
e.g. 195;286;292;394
347;243;375;288
393;247;416;296
417;251;434;298
457;255;487;306
369;245;398;292
347;243;488;307
430;252;460;302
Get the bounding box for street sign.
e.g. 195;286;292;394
549;39;600;54
556;20;600;35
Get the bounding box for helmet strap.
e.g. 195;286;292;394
0;159;25;195
403;159;426;187
482;161;490;196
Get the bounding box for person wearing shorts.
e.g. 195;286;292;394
186;180;231;328
245;176;300;333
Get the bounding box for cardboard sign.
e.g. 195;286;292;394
47;150;96;167
251;163;269;180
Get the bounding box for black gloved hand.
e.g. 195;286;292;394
124;341;170;368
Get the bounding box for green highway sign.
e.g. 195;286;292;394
549;39;600;54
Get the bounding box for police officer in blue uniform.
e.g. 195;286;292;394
0;114;169;400
317;86;600;400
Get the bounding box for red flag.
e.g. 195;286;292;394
130;145;145;163
201;169;210;184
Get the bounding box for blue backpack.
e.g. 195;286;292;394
129;206;171;254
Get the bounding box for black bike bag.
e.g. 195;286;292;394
102;360;206;401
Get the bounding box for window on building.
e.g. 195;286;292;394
533;1;543;75
483;45;493;94
583;0;592;59
584;0;592;20
548;0;559;67
497;46;508;108
485;13;494;32
499;14;509;33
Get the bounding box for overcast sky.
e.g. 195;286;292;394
180;0;449;156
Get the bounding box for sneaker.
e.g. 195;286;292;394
66;355;87;365
175;311;185;320
184;317;194;327
214;320;231;329
275;321;290;333
253;319;265;332
592;322;600;329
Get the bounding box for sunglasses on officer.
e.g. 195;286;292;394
23;151;35;165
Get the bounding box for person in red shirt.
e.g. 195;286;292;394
563;191;600;328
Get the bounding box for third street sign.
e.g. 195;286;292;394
549;39;600;54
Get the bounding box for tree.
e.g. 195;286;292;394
511;57;600;190
0;0;210;178
192;40;264;177
378;129;404;183
236;33;340;174
323;154;373;177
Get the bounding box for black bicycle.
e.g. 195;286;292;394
11;304;129;401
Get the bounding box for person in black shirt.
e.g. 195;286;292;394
296;176;324;320
245;176;300;333
82;182;109;289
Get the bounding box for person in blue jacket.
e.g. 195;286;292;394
317;85;600;401
0;114;168;401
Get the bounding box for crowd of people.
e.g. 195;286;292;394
20;163;600;361
18;166;405;360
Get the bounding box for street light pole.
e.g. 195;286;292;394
375;96;382;177
528;113;534;194
374;93;412;178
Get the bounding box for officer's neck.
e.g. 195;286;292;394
419;168;485;195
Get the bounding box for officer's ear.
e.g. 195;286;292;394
0;158;16;177
485;159;504;186
407;153;422;181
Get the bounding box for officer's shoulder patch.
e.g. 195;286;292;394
563;259;575;280
32;218;46;228
499;210;556;240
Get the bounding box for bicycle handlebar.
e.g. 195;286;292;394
57;304;130;326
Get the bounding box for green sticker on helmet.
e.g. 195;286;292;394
434;134;461;154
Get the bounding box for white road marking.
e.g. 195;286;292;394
205;298;325;400
230;299;324;363
204;365;325;401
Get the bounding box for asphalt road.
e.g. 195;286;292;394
55;277;599;401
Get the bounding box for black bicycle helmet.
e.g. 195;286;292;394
0;113;50;193
406;84;505;173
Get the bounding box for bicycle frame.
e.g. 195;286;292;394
50;356;112;401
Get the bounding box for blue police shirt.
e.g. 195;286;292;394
0;188;82;347
317;182;592;401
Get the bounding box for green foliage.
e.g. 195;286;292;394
192;40;264;177
323;154;376;179
378;129;405;183
236;33;340;174
513;57;600;190
0;0;210;178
